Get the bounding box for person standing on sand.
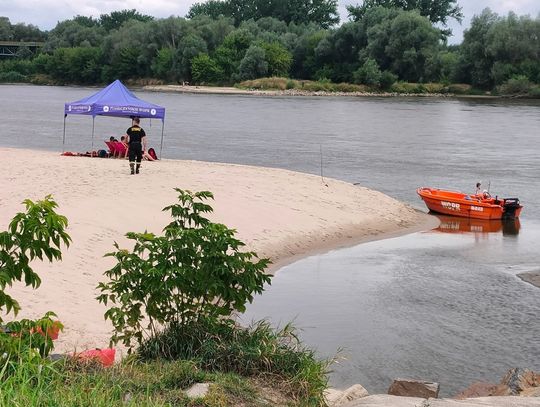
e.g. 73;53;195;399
126;117;147;175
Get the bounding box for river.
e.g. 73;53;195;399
2;84;539;396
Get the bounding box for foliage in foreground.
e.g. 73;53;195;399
1;320;329;406
97;189;271;352
0;196;69;361
0;357;270;407
139;319;330;404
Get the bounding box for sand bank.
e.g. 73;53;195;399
1;148;435;352
518;272;540;289
143;84;451;98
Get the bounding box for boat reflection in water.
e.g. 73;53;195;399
433;214;521;236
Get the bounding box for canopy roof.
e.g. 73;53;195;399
64;79;165;120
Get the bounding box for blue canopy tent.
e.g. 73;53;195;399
63;80;166;157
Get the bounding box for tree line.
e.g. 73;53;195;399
0;2;539;94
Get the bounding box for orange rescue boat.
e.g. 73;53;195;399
417;187;523;220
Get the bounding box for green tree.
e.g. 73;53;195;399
191;15;235;52
384;11;441;81
437;49;459;82
151;47;175;80
97;189;271;351
215;28;254;80
238;45;268;80
112;46;141;79
99;9;153;31
174;34;208;82
291;30;329;79
458;9;540;87
187;1;230;21
457;8;498;88
188;0;339;28
101;19;157;80
354;8;440;82
46;18;106;50
10;22;46;41
353;57;382;85
0;17;13;40
347;0;463;26
260;41;292;76
191;53;224;83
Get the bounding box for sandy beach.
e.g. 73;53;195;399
1;147;435;353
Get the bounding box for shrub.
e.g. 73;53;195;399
498;75;532;95
447;83;472;94
528;85;540;98
97;189;271;352
139;319;329;404
390;82;427;94
260;42;292;77
241;77;290;90
238;45;268;81
0;71;26;82
191;53;224;84
379;71;398;90
0;196;70;361
334;82;368;93
302;80;332;92
353;58;382;86
0;196;70;322
423;82;447;93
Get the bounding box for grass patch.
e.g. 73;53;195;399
0;321;329;406
237;77;368;93
237;77;462;95
0;357;278;406
139;319;330;405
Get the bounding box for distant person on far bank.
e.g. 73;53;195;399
126;117;147;175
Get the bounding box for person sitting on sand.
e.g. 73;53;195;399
120;136;129;159
143;150;155;161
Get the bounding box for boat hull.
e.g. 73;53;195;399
417;187;522;220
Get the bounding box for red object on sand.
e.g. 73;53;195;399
76;348;116;366
35;321;62;340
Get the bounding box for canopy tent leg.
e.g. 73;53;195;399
62;114;67;152
91;116;95;151
159;120;165;159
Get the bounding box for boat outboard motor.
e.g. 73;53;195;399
502;198;521;219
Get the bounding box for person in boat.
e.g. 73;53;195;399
475;182;482;195
474;182;492;200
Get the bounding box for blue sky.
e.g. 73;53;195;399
1;0;539;44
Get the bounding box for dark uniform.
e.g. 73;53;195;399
126;123;146;174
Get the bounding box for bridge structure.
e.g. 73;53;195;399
0;41;45;57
